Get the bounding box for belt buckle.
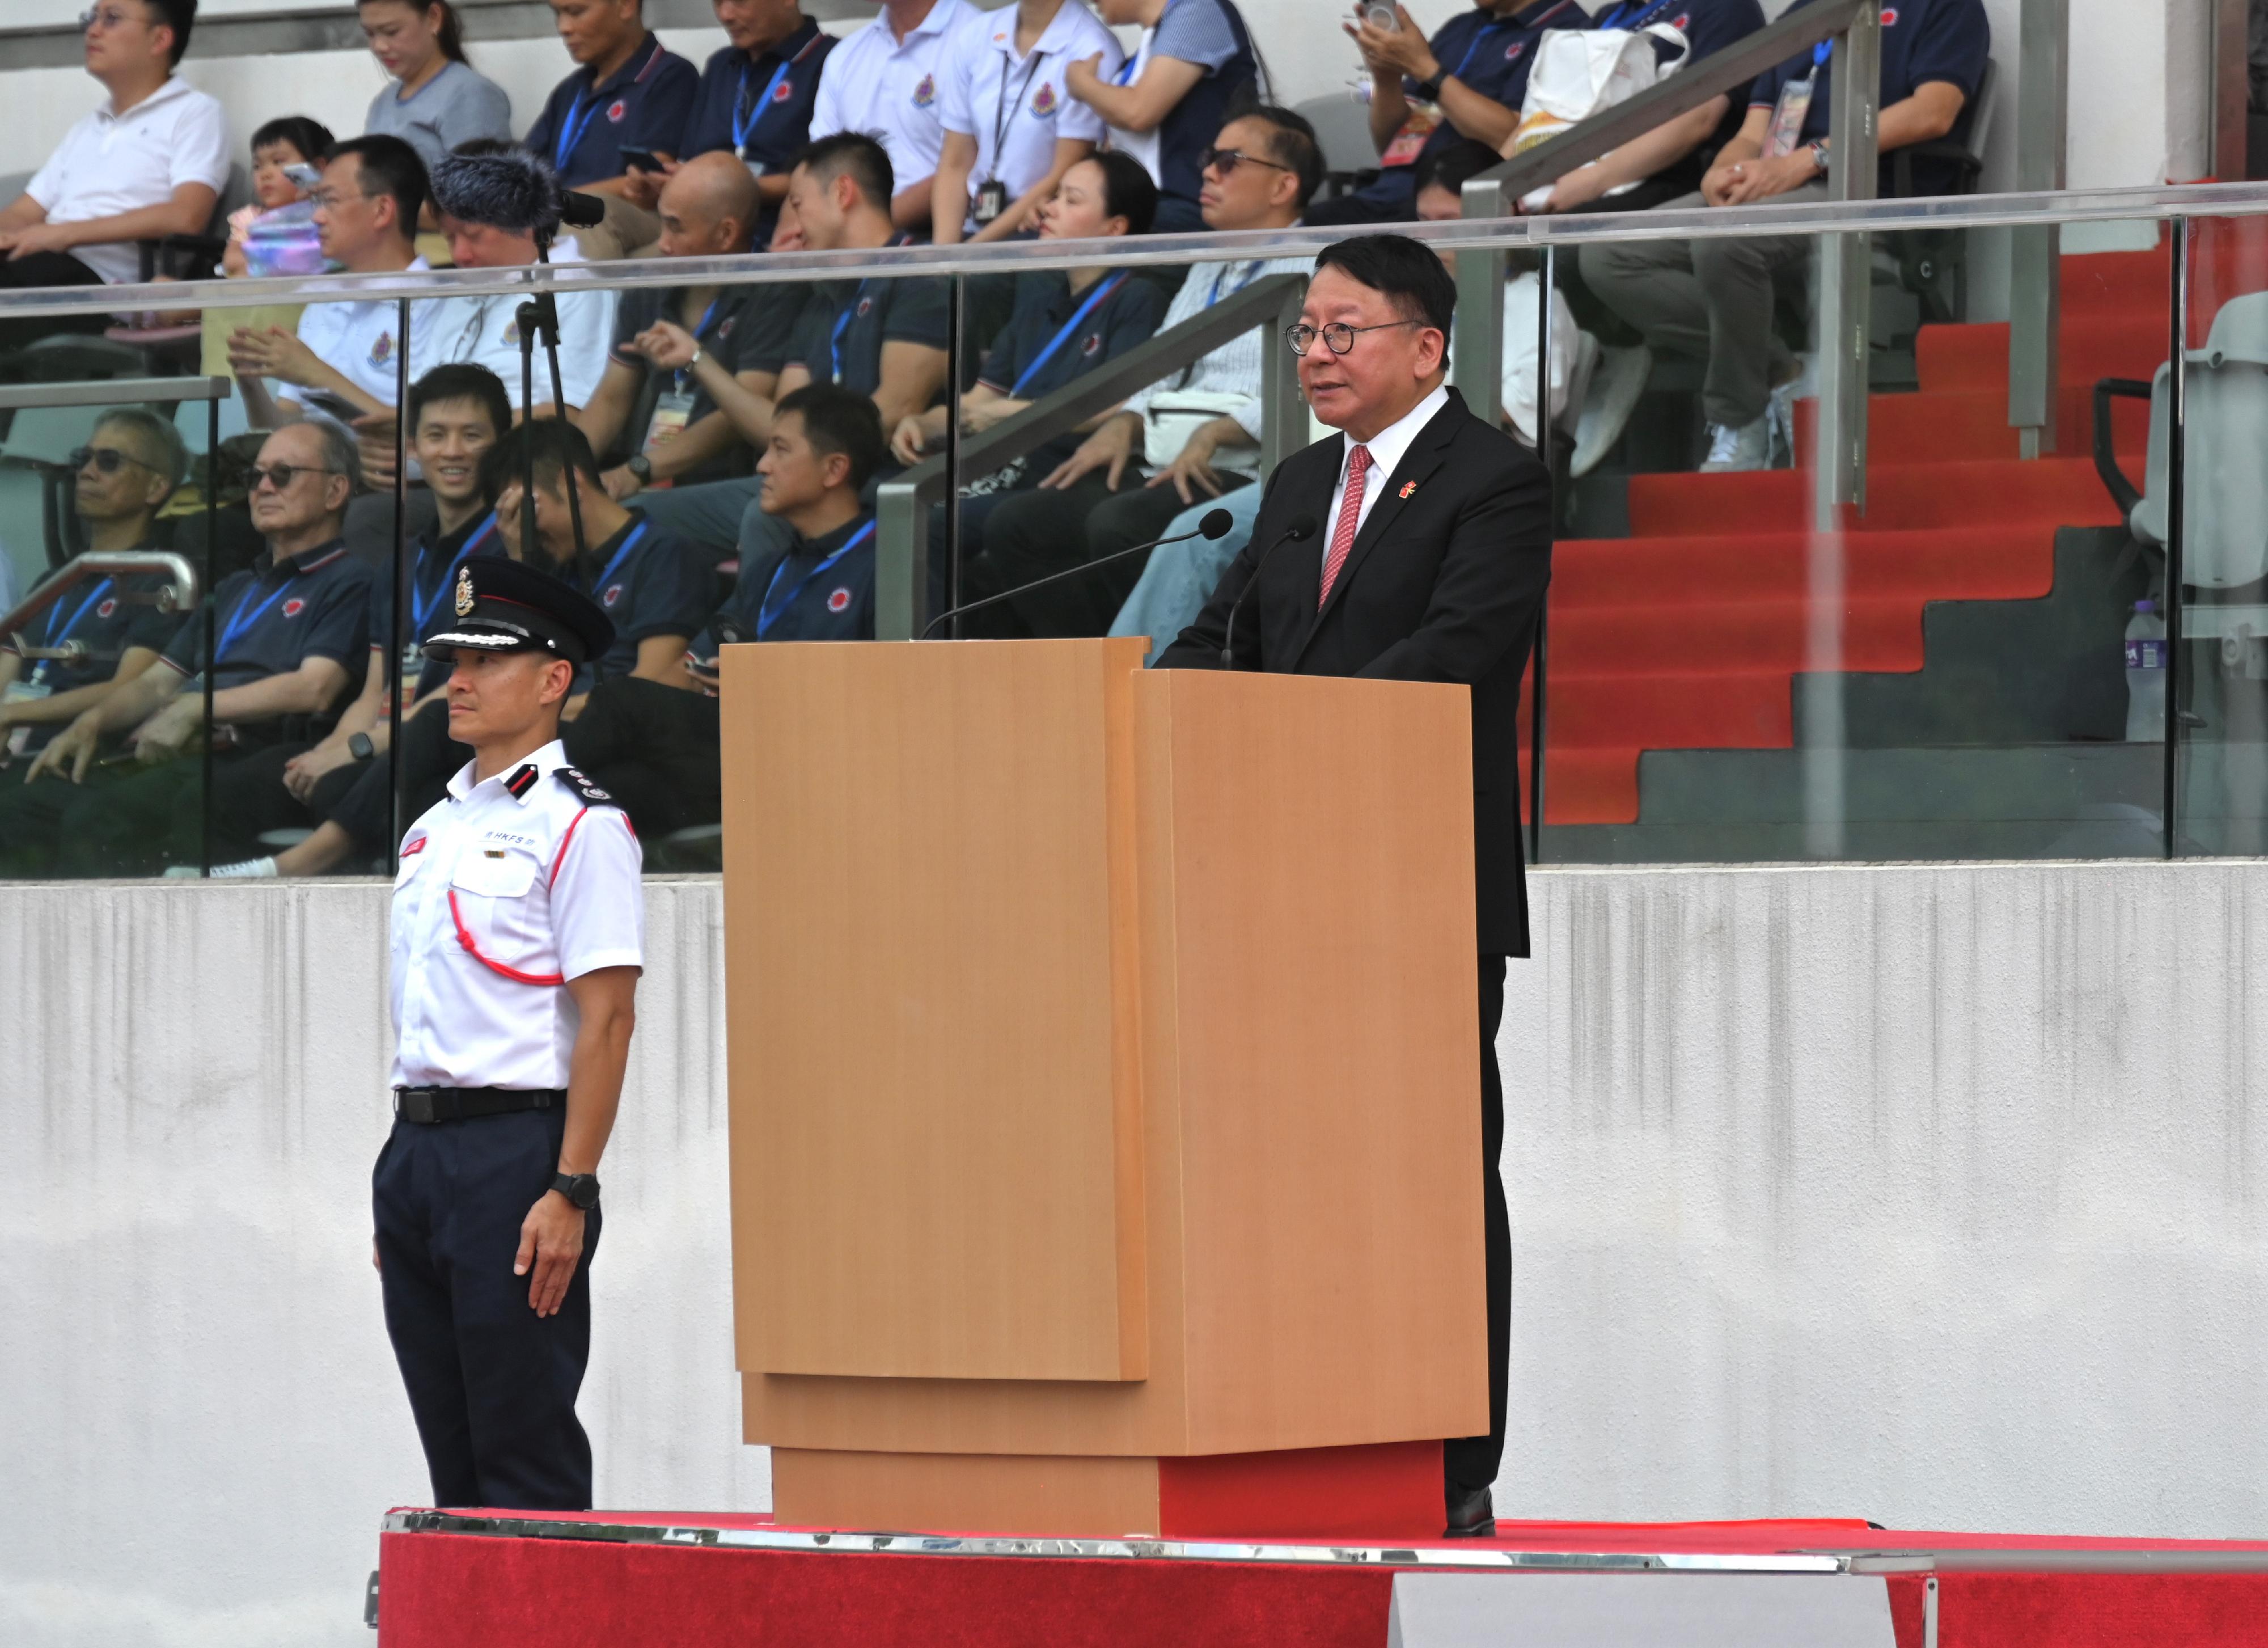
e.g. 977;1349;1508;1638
397;1088;439;1125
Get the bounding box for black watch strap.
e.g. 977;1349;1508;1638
626;453;653;481
552;1171;601;1210
1412;71;1446;102
347;730;375;762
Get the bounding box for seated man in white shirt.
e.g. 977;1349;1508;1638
226;135;431;432
0;0;229;351
806;0;984;232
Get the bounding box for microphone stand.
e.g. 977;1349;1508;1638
921;517;1226;640
517;229;591;583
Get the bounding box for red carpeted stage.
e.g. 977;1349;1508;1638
375;1507;2268;1647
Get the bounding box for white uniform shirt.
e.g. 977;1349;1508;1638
391;740;644;1091
1323;383;1449;544
407;243;618;412
938;1;1121;231
25;75;230;286
807;0;982;195
288;256;432;409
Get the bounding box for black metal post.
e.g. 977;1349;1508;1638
2162;216;2187;860
389;295;412;869
943;273;964;637
1529;245;1554;864
198;393;218;877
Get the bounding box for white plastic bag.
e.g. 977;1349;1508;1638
1509;25;1690;206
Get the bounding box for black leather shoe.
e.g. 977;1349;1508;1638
1444;1483;1496;1539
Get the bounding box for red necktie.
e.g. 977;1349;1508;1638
1318;444;1372;609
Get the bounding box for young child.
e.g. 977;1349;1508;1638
224;117;336;278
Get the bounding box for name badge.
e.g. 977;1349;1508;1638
641;390;698;458
1379;106;1440;169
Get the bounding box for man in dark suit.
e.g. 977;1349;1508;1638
1157;233;1552;1539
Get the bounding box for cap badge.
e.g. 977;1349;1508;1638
455;565;476;618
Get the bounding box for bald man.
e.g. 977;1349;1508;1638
577;152;795;509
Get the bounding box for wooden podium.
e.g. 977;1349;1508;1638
718;638;1486;1539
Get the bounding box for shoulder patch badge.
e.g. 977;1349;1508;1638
455;565;476;617
557;765;619;806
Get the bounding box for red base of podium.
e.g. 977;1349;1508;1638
1158;1439;1442;1540
375;1510;2268;1648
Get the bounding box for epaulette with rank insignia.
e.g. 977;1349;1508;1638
556;765;621;808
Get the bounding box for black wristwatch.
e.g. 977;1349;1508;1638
552;1172;601;1210
347;731;375;762
625;453;653;483
1411;70;1446;102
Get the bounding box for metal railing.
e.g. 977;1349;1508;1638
872;273;1305;640
0;550;201;652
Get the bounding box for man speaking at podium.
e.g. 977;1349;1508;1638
1157;233;1551;1540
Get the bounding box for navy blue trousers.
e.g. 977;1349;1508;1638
1442;955;1510;1494
373;1109;601;1510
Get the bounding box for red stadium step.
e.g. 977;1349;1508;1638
1552;527;2058;606
1627;458;2124;537
1916;316;2168;394
1548;596;1930;677
1793;384;2151;467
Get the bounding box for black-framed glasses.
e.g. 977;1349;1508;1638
249;462;342;492
1285;319;1425;357
71;445;163;476
1199;146;1294;178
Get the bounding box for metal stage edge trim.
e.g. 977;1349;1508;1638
383;1512;2268;1576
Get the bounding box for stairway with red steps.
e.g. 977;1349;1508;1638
1530;241;2184;827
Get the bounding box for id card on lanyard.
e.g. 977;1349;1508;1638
642;299;718;458
1765;41;1833;158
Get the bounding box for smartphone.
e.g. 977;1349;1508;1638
1364;3;1399;28
282;162;323;189
300;388;364;424
619;147;666;174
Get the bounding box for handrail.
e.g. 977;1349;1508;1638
873;273;1307;641
1478;0;1868;204
0;375;230;410
0;181;2265;324
1;551;202;657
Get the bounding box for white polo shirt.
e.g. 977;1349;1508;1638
24;75;230;286
939;0;1121;228
407;243;619;411
287;257;432;409
390;740;644;1092
808;0;983;193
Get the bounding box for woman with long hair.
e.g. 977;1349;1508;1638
357;0;512;174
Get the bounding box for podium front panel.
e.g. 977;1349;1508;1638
721;640;1149;1383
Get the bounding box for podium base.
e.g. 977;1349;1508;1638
772;1440;1444;1540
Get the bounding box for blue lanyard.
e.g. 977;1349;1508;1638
45;577;113;647
1209;260;1263;305
758;520;874;636
735;33;816;154
1597;0;1681;31
554;84;606;171
1810;39;1832;75
215;576;294;664
1453;22;1510;79
1012;273;1128;396
590;520;649;600
1113;52;1140;84
410;512;497;637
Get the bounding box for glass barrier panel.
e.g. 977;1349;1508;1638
2171;210;2268;855
1535;210;2170;864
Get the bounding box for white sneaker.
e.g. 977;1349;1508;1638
1700;416;1771;472
1571;343;1649;479
210;856;280;879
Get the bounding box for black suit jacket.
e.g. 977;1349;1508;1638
1156;388;1552;957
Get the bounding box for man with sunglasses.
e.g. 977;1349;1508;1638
958;107;1321;638
0;1;227;352
1157;233;1553;1541
17;422;374;878
0;416;192;865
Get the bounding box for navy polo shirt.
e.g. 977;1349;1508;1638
786;243;953;400
5;564;179;753
608;283;799;483
1749;0;1990;196
523;33;700;189
978;272;1166;473
162;540;375;698
372;510;508;694
695;512;876;651
1359;0;1593;212
571;515;717;682
676;20;836;173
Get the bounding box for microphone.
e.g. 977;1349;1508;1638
558;190;609;230
429;149;566;239
921;506;1233;639
1220;513;1317;670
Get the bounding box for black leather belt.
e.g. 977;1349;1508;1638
393;1086;566;1124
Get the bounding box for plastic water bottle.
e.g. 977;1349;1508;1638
2126;599;2167;741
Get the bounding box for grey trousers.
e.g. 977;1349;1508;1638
628;478;761;555
1578;181;1825;430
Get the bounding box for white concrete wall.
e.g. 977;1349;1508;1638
7;860;2268;1647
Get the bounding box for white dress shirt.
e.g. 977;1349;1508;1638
938;0;1121;230
407;242;618;411
26;75;230;285
809;0;983;195
1324;382;1451;546
390;740;645;1091
289;256;432;409
1121;250;1311;470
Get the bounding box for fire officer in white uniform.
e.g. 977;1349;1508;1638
376;556;643;1511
